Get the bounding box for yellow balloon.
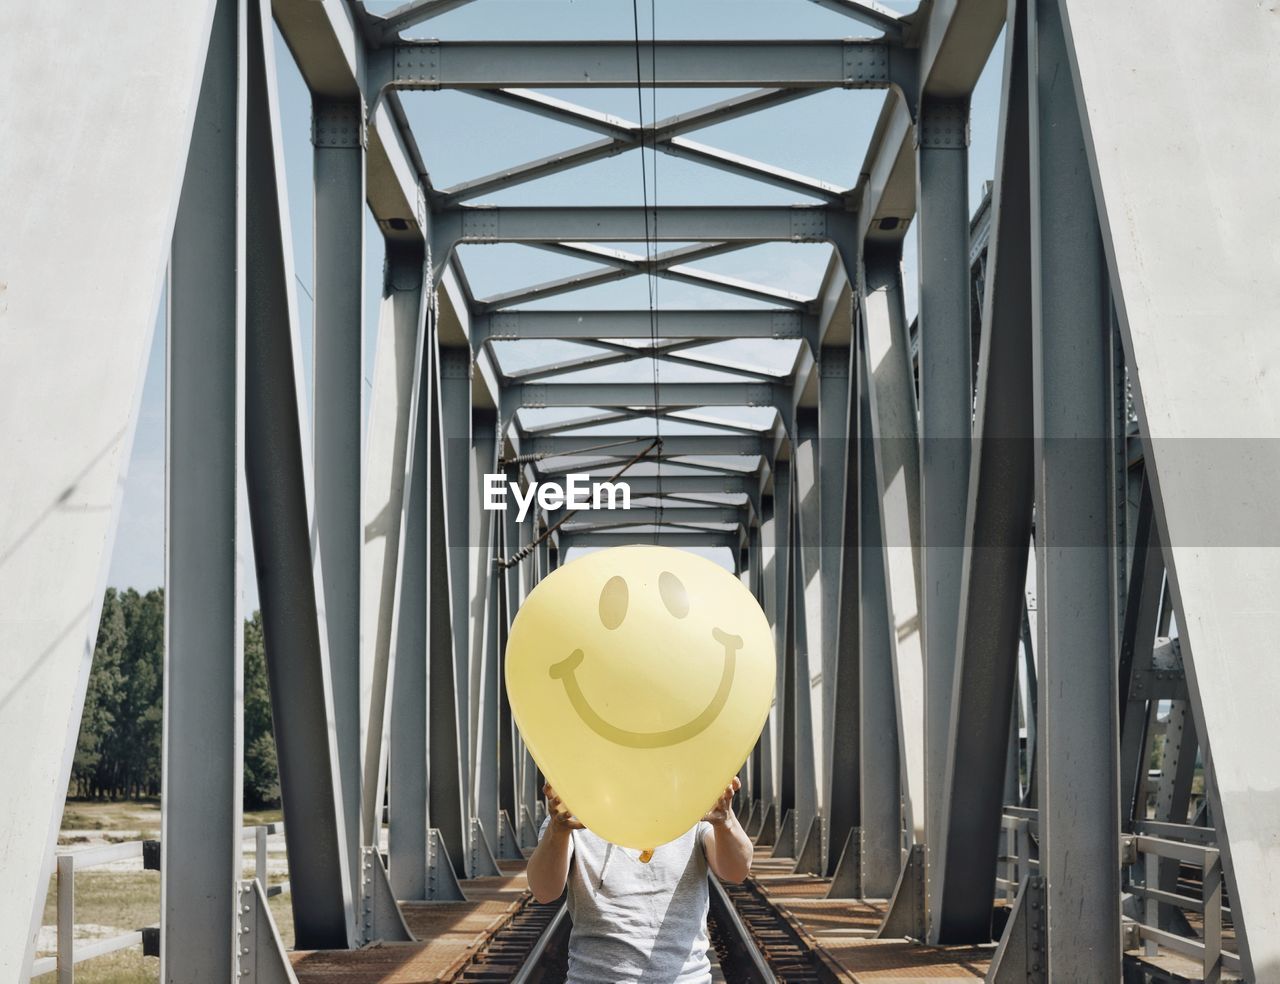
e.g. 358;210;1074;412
505;545;775;851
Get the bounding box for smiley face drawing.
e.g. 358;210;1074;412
505;545;775;850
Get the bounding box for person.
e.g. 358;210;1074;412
526;776;753;984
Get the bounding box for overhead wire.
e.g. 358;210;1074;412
631;0;664;540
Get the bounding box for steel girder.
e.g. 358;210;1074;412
560;530;741;551
1026;0;1121;973
858;242;925;851
363;242;428;858
426;337;469;875
523;435;767;458
244;0;355;946
380;38;915;92
930;0;1035;942
430;207;860;276
556;506;744;529
163;0;245;974
790;412;823;853
817;348;852;875
502;381;784;415
388;287;431;899
314;89;367;921
915;89;974;932
854;332;903;899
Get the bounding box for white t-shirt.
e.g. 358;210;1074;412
538;817;713;984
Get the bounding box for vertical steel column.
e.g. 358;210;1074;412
514;504;541;824
440;346;474;868
384;273;430;900
860;243;925;845
915;92;973;921
500;464;522;822
774;464;796;825
244;0;353;947
312;92;366;911
793;411;821;842
1029;0;1121;973
471;410;501;842
388;303;429;899
162;0;244;974
818;348;851;845
857;330;904;899
1118;480;1164;827
361;243;427;848
496;524;518;827
827;343;861;877
427;335;467;873
931;0;1035;943
758;492;779;816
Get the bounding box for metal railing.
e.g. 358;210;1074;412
994;811;1239;983
1125;832;1239;984
32;822;287;982
994;811;1037;902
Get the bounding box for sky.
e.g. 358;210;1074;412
106;0;1006;611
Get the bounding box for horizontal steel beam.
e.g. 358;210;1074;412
527;435;766;457
504;381;784;412
437;205;853;247
559;506;744;527
385;39;912;90
561;530;740;549
575;475;756;496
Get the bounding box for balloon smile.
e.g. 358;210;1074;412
549;627;742;748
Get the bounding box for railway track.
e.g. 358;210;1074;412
453;897;569;983
455;873;825;983
710;877;827;984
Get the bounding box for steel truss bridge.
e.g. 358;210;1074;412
2;0;1278;981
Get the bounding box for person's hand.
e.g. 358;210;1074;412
702;776;741;826
545;783;586;831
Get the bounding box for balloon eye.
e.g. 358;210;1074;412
599;576;629;630
659;571;689;619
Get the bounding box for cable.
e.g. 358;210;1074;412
494;439;662;570
631;0;663;540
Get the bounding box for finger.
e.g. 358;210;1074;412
730;776;742;793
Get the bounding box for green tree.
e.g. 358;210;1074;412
73;589;126;798
243;611;280;809
72;593;281;807
116;588;164;797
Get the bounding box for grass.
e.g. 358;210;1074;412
39;801;291;983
